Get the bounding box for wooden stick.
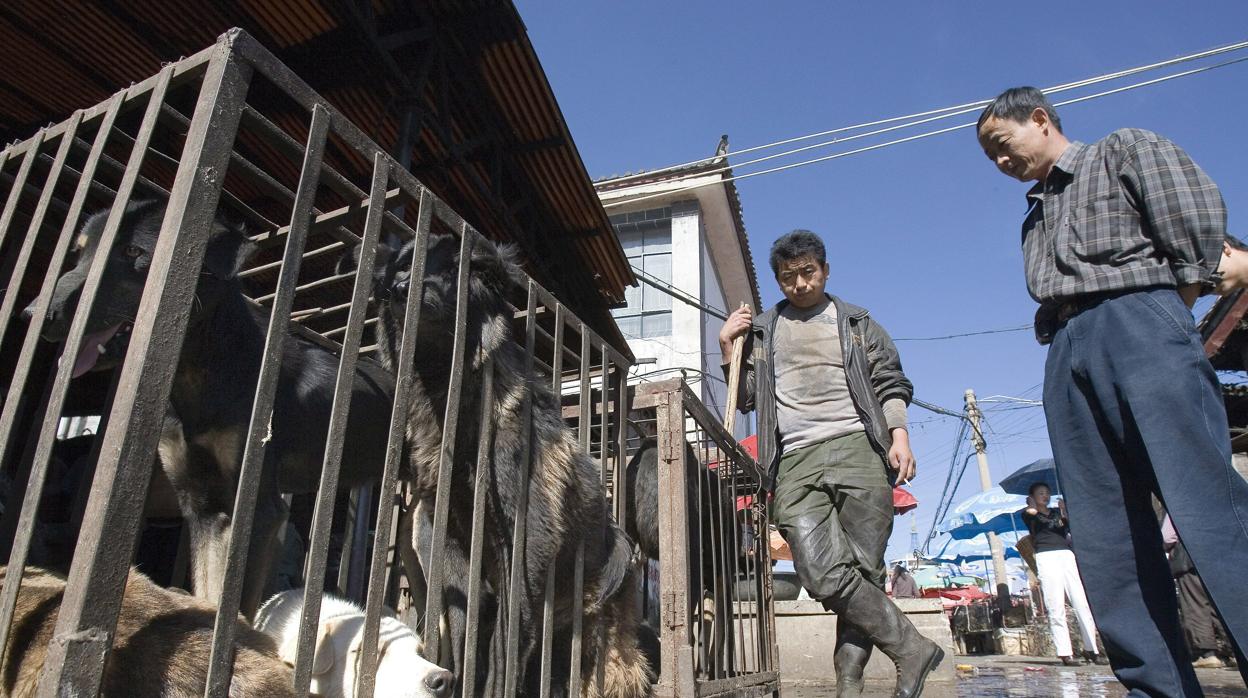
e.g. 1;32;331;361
723;302;749;435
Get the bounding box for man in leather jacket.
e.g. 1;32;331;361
721;230;942;698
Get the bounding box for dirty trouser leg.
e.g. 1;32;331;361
773;433;913;674
825;433;895;696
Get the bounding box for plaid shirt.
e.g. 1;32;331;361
1023;128;1225;343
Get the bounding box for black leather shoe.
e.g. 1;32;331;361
894;639;944;698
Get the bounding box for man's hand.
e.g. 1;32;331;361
1178;283;1201;308
1057;497;1067;520
718;305;754;357
888;428;916;484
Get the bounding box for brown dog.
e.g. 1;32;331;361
0;565;293;697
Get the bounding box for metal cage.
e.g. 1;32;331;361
0;29;777;698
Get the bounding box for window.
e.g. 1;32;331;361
612;218;672;339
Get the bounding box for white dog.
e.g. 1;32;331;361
254;590;453;698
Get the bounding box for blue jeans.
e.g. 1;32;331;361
1044;288;1248;697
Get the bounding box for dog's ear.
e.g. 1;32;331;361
463;237;523;366
469;237;523;296
336;239;396;288
312;621;340;676
202;220;256;280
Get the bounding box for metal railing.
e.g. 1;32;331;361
627;380;780;698
0;28;779;698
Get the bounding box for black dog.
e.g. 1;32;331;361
26;199;396;615
350;231;651;697
625;439;741;677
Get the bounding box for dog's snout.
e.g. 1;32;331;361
424;668;454;698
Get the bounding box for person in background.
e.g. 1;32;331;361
1162;514;1244;674
977;85;1248;696
1213;235;1248;294
1020;482;1106;667
890;564;919;599
720;230;943;698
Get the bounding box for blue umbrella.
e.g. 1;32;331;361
929;531;1023;564
938;486;1030;540
1000;458;1060;496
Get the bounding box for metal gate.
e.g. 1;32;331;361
0;28;777;698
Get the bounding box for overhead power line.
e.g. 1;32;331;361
895;324;1034;342
603;50;1248;210
598;38;1248;188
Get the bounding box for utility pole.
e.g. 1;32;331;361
910;513;919;554
965;388;1010;604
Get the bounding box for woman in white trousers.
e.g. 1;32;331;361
1023;482;1108;666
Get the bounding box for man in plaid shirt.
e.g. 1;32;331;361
978;87;1248;696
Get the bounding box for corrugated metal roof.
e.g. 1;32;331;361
0;0;632;350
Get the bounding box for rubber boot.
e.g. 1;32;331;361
828;584;944;698
834;616;873;698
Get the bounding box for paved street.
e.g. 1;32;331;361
784;655;1247;697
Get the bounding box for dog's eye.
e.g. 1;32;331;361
123;244;144;259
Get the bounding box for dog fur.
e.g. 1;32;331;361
26;199;397;615
353;231;652;697
254;588;453;698
624;439;739;676
0;565;292;697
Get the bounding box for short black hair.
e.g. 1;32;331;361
1028;481;1051;497
977;86;1062;134
1227;234;1248;252
769;229;826;276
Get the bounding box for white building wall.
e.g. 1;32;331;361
602;193;754;441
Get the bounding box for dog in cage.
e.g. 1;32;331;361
253;587;454;698
0;564;294;697
349;230;652;697
24;198;398;616
624;438;743;677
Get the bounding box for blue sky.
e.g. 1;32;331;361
516;1;1248;560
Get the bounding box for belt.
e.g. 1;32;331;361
1053;287;1163;324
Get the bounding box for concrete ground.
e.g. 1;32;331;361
783;654;1247;697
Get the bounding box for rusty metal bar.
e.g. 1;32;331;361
592;345;611;694
502;280;539;696
568;324;593;697
357;186;433;698
598;347;609;485
203;102;330;697
421;225;474;664
0;75;161;675
292;152;389;695
657;387;696;696
240;240;346;279
0;115;78;351
36;46;252;694
0;130;43;288
0;94;122;578
538;303;565;697
695;434;710;678
614;361;630;526
461;357;495;698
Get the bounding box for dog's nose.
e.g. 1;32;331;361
20;301;36;322
424;668;454;698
